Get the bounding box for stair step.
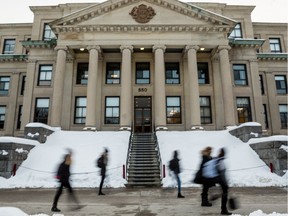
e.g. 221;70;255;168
125;182;162;187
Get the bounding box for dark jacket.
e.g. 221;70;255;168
99;154;108;176
193;155;212;184
169;157;180;174
56;162;70;184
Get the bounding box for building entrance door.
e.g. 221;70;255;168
134;97;152;133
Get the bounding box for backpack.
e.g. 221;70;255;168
202;158;220;179
168;159;177;171
97;156;103;168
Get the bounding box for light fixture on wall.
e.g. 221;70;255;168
140;47;145;51
80;48;85;51
200;47;205;51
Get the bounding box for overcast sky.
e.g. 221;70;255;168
0;0;287;24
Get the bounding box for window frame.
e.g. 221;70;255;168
74;97;87;124
275;75;287;94
106;62;121;84
136;62;150;84
200;96;212;124
0;76;10;95
165;62;180;84
236;97;252;123
38;65;53;86
279;104;288;129
34;98;49;124
269;38;282;53
166;96;182;124
259;74;265;95
198;62;209;84
233;64;248;86
2;39;15;54
43;23;57;41
105;96;120;124
76;63;89;85
229;23;242;38
16;105;23;129
0;105;6;129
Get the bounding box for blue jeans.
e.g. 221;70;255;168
175;173;181;194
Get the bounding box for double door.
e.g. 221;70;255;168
134;97;152;133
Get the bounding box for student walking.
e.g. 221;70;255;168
51;153;81;212
202;147;232;215
97;148;109;195
169;150;185;198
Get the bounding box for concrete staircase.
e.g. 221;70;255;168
126;133;162;187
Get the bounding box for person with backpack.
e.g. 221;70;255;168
51;152;82;212
169;150;185;198
194;146;214;207
97;148;108;195
202;147;232;215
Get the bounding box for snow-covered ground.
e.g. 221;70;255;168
0;123;287;215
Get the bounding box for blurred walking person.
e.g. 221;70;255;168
97;148;109;195
51;152;82;212
202;147;232;215
169;150;185;198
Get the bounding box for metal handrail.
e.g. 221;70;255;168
153;125;164;180
125;123;133;181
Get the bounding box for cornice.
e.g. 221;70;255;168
257;53;288;61
54;24;232;34
229;38;265;49
0;55;28;62
50;0;236;29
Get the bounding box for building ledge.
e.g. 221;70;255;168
229;38;265;48
0;54;28;62
21;39;57;49
257;53;288;61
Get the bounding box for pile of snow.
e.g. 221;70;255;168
0;127;287;188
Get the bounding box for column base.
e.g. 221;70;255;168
83;127;97;131
155;126;168;131
119;126;131;131
191;126;204;130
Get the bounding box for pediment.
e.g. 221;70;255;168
50;0;237;33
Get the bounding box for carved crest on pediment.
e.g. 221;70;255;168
129;4;156;24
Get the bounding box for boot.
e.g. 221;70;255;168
221;209;232;215
221;194;231;215
51;206;61;212
201;193;212;207
177;193;185;198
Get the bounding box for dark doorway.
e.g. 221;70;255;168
134;97;152;133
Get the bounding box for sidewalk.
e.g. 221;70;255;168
0;187;287;216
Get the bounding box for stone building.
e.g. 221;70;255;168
0;0;287;137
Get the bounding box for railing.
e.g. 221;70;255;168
153;126;164;180
124;127;133;181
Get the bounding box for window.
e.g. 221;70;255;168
106;63;121;84
200;96;212;124
275;75;287;94
166;96;181;124
43;24;56;41
76;63;88;85
74;97;86;124
20;76;26;95
229;23;242;38
17;105;23;129
233;64;248;86
0;76;10;95
279;105;287;129
198;63;209;84
165;62;180;84
34;98;49;124
259;75;265;95
0;106;6;129
2;39;15;54
136;62;150;84
236;97;252;123
38;65;52;86
269;38;282;53
263;104;269;129
105;97;120;124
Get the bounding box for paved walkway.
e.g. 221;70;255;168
0;187;287;216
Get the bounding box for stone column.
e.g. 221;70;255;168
185;45;201;128
153;45;166;128
21;59;37;130
85;46;101;128
120;45;133;129
218;45;236;126
249;59;265;130
51;46;67;127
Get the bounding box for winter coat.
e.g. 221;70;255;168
99;154;108;176
193;155;212;184
56;162;70;184
202;156;227;186
169;157;180;174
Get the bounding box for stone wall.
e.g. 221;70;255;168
0;142;35;178
24;126;55;143
229;125;262;142
250;140;287;176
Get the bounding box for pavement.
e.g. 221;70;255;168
0;187;287;216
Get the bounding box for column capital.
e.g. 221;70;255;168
185;45;199;52
54;45;68;52
87;45;101;53
152;45;166;53
120;45;134;53
217;45;231;52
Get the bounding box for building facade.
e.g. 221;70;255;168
0;0;287;137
